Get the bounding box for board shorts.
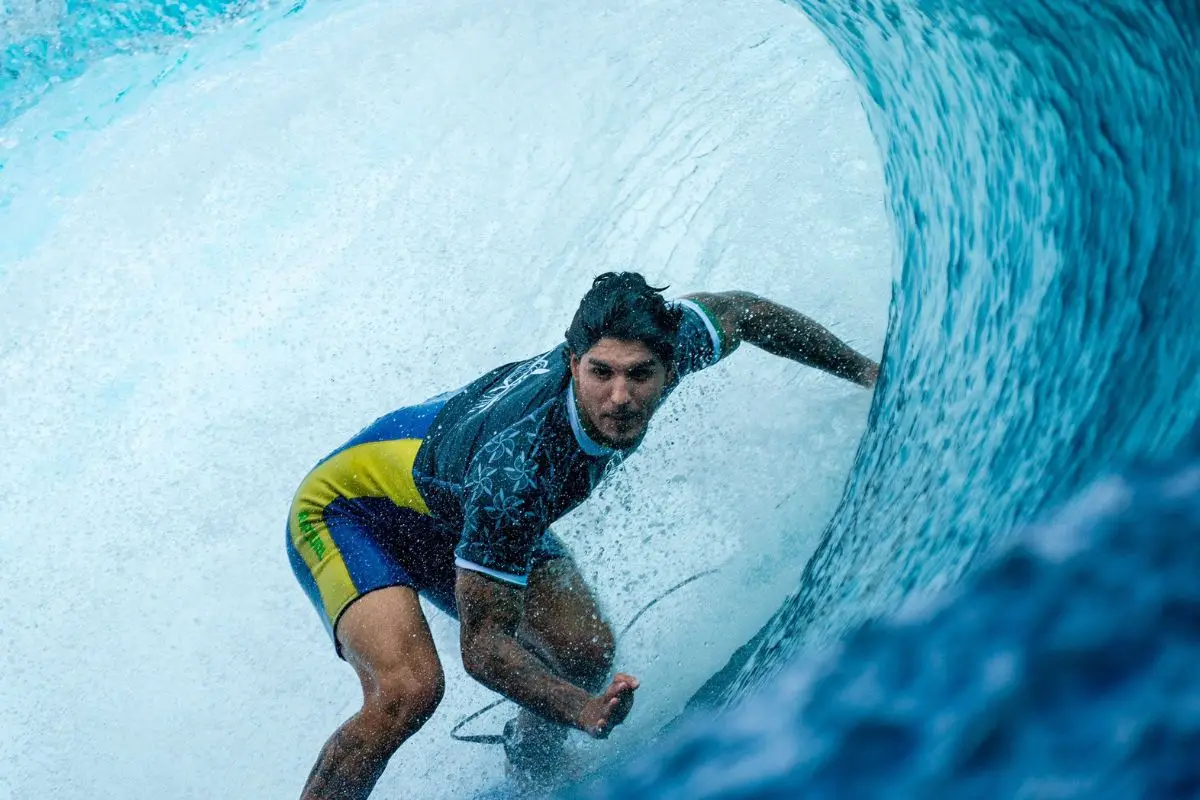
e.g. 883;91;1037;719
285;398;567;656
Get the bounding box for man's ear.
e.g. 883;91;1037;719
567;351;581;380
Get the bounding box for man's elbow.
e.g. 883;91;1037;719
459;633;494;683
740;293;777;319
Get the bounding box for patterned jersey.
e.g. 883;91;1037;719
412;298;731;584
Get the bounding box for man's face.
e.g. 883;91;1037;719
569;337;673;450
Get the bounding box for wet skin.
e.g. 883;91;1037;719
568;337;675;450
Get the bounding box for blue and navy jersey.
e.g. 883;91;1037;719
411;298;732;584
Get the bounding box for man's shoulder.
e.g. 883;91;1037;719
664;297;728;381
468;396;569;475
436;346;568;426
463;348;563;415
420;346;565;455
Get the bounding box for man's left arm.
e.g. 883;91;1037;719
683;290;879;388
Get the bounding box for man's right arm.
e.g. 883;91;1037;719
456;567;593;728
456;568;639;737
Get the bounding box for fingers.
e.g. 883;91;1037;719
612;672;640;690
862;361;880;388
605;673;639;699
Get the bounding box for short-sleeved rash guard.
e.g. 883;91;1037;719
412;298;731;585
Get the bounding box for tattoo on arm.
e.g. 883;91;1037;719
685;291;878;387
455;568;592;729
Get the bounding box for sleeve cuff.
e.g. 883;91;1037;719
676;298;724;365
454;557;529;587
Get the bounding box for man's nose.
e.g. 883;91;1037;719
610;378;632;405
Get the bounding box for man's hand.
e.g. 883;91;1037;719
577;673;639;738
862;361;880;389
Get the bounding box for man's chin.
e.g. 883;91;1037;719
598;424;645;450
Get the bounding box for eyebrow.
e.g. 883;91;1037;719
587;358;659;372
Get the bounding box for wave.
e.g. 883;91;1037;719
3;0;1197;796
579;0;1200;794
729;0;1200;688
1;0;886;795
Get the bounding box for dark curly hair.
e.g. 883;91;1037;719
564;272;683;364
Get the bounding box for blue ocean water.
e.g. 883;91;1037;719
577;0;1200;795
729;0;1200;684
0;0;309;125
574;454;1200;798
2;0;1197;797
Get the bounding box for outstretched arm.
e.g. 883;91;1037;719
684;291;879;388
456;568;638;737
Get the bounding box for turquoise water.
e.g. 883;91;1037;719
2;0;1197;797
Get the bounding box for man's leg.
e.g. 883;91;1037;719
506;557;616;780
301;586;444;800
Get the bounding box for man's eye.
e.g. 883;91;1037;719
591;367;611;378
629;370;653;382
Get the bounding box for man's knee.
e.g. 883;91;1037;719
366;667;446;743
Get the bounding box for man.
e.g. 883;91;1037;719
286;273;879;799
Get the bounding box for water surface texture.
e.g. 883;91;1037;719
1;0;1197;797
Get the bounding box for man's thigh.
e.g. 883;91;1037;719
338;586;444;696
521;557;615;687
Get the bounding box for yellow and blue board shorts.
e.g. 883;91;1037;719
286;397;566;654
285;398;462;650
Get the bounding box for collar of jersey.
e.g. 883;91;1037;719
566;381;616;457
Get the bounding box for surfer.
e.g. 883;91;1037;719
286;272;879;799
